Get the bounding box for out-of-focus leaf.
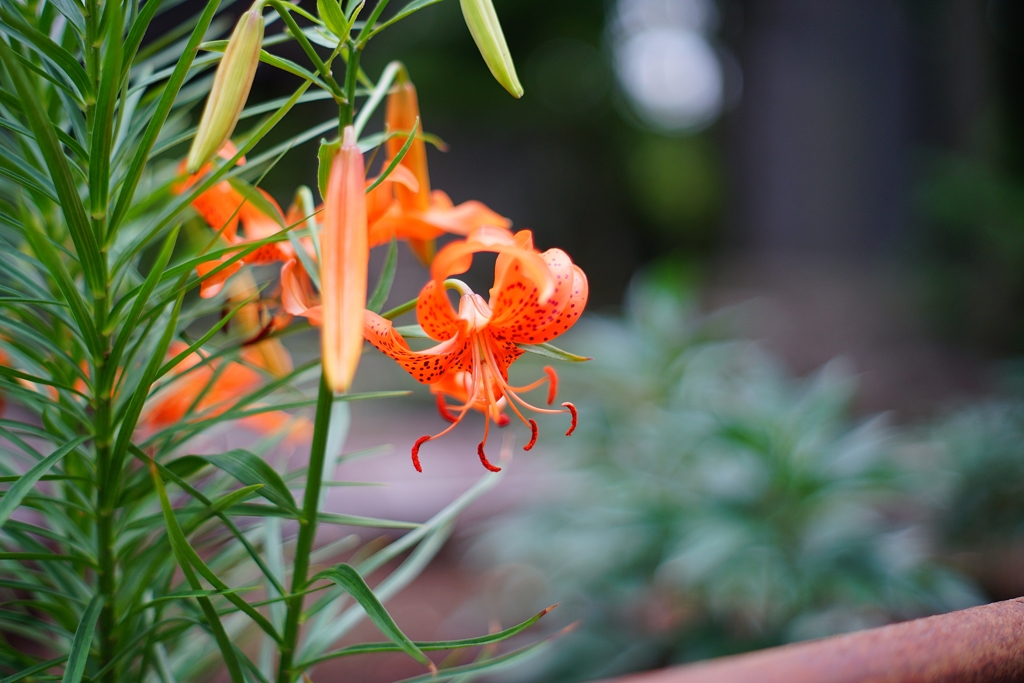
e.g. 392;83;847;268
176;450;297;514
0;436;88;530
518;342;591;363
60;595;103;683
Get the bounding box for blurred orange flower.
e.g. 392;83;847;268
140;340;306;439
175;142;296;298
366;78;511;259
362;226;588;472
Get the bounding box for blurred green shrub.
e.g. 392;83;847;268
472;273;980;682
916;155;1024;353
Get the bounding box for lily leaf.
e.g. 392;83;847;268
314;564;434;672
518;342;591;363
174;450;298;514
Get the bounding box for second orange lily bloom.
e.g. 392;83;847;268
363;225;588;472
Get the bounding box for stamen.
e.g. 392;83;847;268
524;419;538;451
411;435;430;472
477;441;501;472
435;393;458;423
562;402;577;435
544;366;558;405
497;412;510;427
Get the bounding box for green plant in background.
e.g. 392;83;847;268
472;273;980;682
0;0;589;679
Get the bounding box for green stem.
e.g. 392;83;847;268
94;332;116;683
276;375;333;683
269;0;345;99
339;43;361;128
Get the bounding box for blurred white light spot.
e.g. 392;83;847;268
616;28;723;131
610;0;733;133
615;0;719;36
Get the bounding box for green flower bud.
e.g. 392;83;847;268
458;0;523;98
186;8;264;173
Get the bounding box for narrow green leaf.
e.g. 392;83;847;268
88;0;123;224
299;605;555;668
127;444;287;596
108;0;223;238
108;297;182;492
353;60;401;136
0;436;89;530
314;564;433;671
151;463;246;683
60;595;103;683
517;342;591;363
0;6;93;100
178;450;297;513
121;0;165;76
152;472;284;643
0;655;69;683
108;225;179;369
47;0;85;34
395;636;556;683
0;39;105;298
20;228;100;357
226;177;285;226
367;238;398;313
318;0;349;37
0;155;57;201
0;552;95;565
226;504;420;529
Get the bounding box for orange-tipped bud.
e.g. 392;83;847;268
320;126;368;393
187;8;264;173
458;0;523;98
386;78;437;265
386;80;431;211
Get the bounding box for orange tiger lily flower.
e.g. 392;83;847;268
362;225;588;472
176;142;296;298
366;78;511;259
321;126;368;393
140;341;307;440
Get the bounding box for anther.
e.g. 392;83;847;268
544;366;558;405
524;419;538;451
477;441;502;472
435;394;458;423
411;435;431;472
562;402;577;436
497;413;510;427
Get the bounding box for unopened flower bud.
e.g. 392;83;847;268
386;77;437;264
187;8;264;173
320;126;368;393
458;0;523;98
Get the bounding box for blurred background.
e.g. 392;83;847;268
236;0;1024;680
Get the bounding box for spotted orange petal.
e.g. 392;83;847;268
363;311;469;384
